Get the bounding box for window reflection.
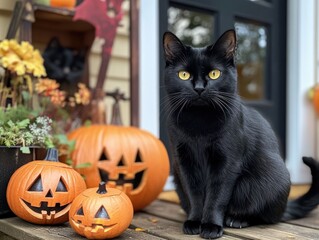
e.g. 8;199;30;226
235;21;268;100
168;6;214;47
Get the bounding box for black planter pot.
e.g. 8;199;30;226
0;147;47;218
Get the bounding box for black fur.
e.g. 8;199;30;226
162;30;319;239
43;38;85;92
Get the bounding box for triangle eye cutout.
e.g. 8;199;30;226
76;207;84;216
95;206;110;219
56;177;68;192
28;175;43;192
45;190;53;198
117;157;125;167
99;148;110;161
135;150;143;163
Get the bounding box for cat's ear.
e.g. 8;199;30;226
209;29;237;60
163;32;185;63
47;37;61;49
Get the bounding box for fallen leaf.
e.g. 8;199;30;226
135;227;146;232
147;217;158;223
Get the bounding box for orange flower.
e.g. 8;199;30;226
50;90;66;107
36;78;60;97
74;83;91;105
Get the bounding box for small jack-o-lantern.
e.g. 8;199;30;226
68;125;170;211
6;148;86;224
69;181;133;239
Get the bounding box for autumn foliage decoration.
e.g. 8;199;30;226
6;148;86;224
69;181;133;239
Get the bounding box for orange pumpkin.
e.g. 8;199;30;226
50;0;76;9
68;125;170;211
312;85;319;114
6;148;86;224
69;181;133;239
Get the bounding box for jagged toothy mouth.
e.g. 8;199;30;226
99;170;145;190
72;219;117;232
22;199;69;216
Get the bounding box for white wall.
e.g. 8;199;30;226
139;0;160;136
286;0;317;184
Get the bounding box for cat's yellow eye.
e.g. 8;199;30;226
178;71;191;81
208;69;221;80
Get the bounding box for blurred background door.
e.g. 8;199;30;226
159;0;287;157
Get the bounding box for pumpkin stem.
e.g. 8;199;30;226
44;148;59;162
97;181;108;194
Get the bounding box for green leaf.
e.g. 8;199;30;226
54;134;69;144
44;137;55;148
7;120;14;127
17;119;30;128
20;146;30;154
75;162;92;169
66;159;73;165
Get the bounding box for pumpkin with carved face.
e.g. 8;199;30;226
68;125;170;211
6;149;86;224
69;182;133;239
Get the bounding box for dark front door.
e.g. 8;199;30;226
159;0;287;156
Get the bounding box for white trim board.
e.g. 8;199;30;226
286;0;316;184
139;0;160;137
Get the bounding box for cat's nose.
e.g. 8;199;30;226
194;87;205;95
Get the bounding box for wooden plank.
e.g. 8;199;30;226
0;232;15;240
226;223;319;240
143;200;319;240
132;212;244;240
286;207;319;230
143;200;187;222
0;217;162;240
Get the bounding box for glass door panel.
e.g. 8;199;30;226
168;6;215;47
235;21;268;100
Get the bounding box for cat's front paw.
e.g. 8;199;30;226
200;223;223;239
225;216;250;228
183;220;201;235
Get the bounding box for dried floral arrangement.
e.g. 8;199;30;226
0;39;91;154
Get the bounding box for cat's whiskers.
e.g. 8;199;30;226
176;99;189;125
208;98;228;121
160;92;183;115
205;90;241;121
214;97;232;118
164;96;187;121
217;95;241;115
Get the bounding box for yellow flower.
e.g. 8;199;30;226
74;83;91;105
0;39;46;77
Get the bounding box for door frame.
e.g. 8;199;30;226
138;0;317;183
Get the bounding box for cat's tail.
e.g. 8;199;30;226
281;156;319;221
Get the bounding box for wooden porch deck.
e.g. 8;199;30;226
0;195;319;240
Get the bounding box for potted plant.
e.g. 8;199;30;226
0;39;91;217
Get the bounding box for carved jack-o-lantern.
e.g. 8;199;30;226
69;182;133;239
68;125;170;211
6;149;86;224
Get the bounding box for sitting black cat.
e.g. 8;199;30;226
43;37;85;92
163;30;319;239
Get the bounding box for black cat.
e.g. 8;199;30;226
162;30;319;239
43;38;85;92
